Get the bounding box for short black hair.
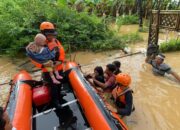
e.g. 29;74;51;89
112;60;121;68
0;107;5;130
106;64;116;72
94;66;104;76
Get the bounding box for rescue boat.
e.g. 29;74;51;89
6;61;128;130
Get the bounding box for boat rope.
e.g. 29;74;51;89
32;99;78;118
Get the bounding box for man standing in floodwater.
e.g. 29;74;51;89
146;53;180;82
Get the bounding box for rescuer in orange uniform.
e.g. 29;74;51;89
31;22;65;109
106;73;134;117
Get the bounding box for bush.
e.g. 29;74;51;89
138;27;149;32
116;15;139;26
160;39;180;52
0;0;126;56
120;33;143;44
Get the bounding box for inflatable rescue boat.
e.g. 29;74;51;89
6;62;128;130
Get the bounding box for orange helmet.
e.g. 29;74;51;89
40;22;55;31
116;73;131;87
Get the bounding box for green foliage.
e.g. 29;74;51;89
160;39;180;52
116;15;139;26
89;33;143;51
0;0;127;56
120;33;143;44
138;27;149;32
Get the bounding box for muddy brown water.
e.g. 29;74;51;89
0;25;180;130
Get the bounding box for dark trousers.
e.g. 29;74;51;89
42;71;63;107
42;71;75;126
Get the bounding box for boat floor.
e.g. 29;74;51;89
33;83;90;130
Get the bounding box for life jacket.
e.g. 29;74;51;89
112;87;132;105
31;38;65;72
47;38;65;71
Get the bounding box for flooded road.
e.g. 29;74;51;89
0;25;180;130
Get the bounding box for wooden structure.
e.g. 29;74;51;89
148;10;180;45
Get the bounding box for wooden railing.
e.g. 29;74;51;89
148;10;180;45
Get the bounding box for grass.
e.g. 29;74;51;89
116;15;139;26
120;32;143;44
160;39;180;52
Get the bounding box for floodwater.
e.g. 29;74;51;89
0;25;180;130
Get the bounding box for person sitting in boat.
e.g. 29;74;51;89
26;33;63;84
0;107;12;130
85;66;105;87
147;53;180;82
106;73;134;117
112;60;122;75
28;22;65;110
92;64;116;92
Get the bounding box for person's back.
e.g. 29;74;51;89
94;75;104;85
93;66;105;87
113;90;133;116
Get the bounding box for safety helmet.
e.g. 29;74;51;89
40;22;55;31
116;73;131;87
40;22;57;36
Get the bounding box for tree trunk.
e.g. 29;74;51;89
115;3;121;17
129;9;132;15
145;7;147;19
116;10;119;17
137;0;143;28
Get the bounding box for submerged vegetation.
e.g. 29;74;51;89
160;39;180;52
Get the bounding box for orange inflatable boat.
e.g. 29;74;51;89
6;62;128;130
